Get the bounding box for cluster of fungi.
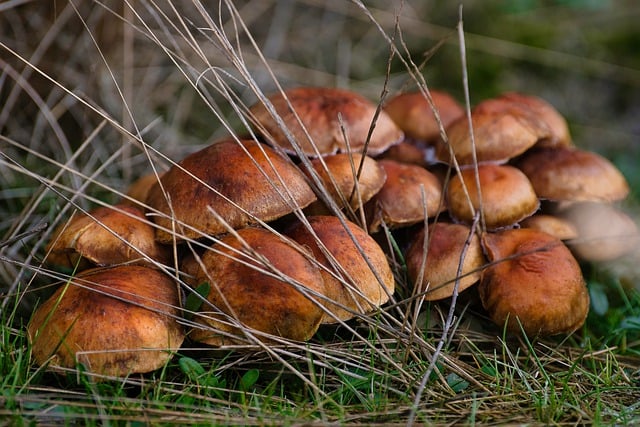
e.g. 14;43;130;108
28;86;638;378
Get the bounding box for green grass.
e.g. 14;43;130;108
2;0;640;425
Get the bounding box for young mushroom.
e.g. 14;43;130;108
446;164;539;230
302;153;387;215
121;172;164;207
189;227;327;345
284;215;395;323
479;228;589;336
405;222;486;301
435;97;551;165
45;204;171;270
493;92;572;147
146;139;317;244
383;89;464;145
27;265;185;378
555;201;639;262
513;146;630;203
520;213;579;242
366;159;444;233
249;86;404;157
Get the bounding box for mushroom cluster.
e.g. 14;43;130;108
29;85;636;378
30;87;401;377
397;90;636;336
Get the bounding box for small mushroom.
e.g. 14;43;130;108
405;222;486;301
520;213;579;241
27;265;184;377
366;159;444;233
122;172;163;207
285;215;395;323
513;146;629;203
383;90;464;144
378;141;434;167
446;164;539;229
435;99;551;165
146;139;317;244
45;204;171;269
479;228;589;336
189;227;327;345
495;92;572;147
556;201;639;262
302;153;386;215
250;86;404;157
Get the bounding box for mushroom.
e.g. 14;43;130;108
446;164;539;230
378;141;433;167
27;265;184;377
366;159;444;233
494;92;572;147
302;152;386;215
122;172;163;207
513;146;630;203
405;222;486;301
145;139;317;244
479;228;589;336
383;90;464;144
285;215;395;323
189;227;327;345
249;86;404;157
555;201;639;262
520;213;579;241
435;99;551;165
45;204;171;270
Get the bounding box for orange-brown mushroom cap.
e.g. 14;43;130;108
406;222;486;301
303;153;386;214
190;227;327;345
366;159;444;233
285;215;395;323
250;87;404;157
520;213;579;241
496;92;572;147
146;139;317;243
122;173;163;207
383;90;464;143
27;266;184;377
446;164;539;229
513;146;630;203
435;101;551;165
45;204;171;269
479;228;589;336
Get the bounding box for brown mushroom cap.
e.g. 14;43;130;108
513;146;630;202
122;173;163;207
435;101;551;165
446;164;539;229
479;228;589;336
556;201;639;262
146;139;317;244
405;222;486;301
378;140;434;167
383;90;464;143
189;227;326;345
285;215;395;323
45;204;171;269
366;159;444;233
496;92;572;147
27;265;184;377
520;213;579;241
303;153;386;214
250;87;404;157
